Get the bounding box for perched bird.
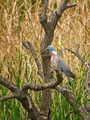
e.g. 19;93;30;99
47;45;75;86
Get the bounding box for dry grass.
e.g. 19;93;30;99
0;0;89;84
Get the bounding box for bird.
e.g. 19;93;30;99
47;45;75;86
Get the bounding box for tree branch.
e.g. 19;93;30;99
55;86;74;94
0;75;47;120
65;45;90;120
49;0;69;27
22;41;44;79
42;0;48;14
55;85;84;120
49;0;77;31
0;75;19;93
56;0;69;16
22;74;62;92
0;93;16;102
39;0;48;31
0;74;85;120
39;0;78;118
65;44;90;69
17;90;47;120
0;1;84;120
66;3;78;9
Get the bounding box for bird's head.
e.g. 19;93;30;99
47;46;57;55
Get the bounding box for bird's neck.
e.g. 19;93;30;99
51;52;57;63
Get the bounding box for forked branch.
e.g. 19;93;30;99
0;75;47;120
49;0;78;34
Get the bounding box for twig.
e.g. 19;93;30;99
22;41;44;79
65;44;90;69
27;94;32;109
66;3;78;9
55;86;74;94
0;93;16;102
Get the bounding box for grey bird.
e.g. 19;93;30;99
47;45;75;86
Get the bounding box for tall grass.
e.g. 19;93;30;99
0;0;90;119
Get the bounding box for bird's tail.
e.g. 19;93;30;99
67;77;71;86
68;70;75;79
69;80;71;86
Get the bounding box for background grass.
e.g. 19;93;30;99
0;0;90;120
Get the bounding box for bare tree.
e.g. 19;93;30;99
0;0;90;120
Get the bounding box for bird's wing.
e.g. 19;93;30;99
57;58;75;78
57;58;70;71
65;69;75;78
